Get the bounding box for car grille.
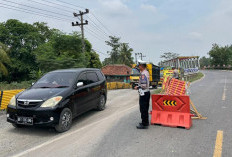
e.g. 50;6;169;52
17;99;43;108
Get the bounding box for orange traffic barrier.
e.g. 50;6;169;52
166;78;186;96
151;77;206;130
150;94;193;129
161;76;170;93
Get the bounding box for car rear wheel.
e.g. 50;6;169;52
55;108;72;133
97;95;106;111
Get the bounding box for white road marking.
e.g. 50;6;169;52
222;77;227;101
11;105;137;157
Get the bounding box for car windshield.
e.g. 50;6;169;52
32;72;76;88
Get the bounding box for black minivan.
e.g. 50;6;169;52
7;68;107;132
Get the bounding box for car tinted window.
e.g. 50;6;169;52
87;72;99;84
78;73;88;85
96;71;105;81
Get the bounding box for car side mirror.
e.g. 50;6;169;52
77;82;84;87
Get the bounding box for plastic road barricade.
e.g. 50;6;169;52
150;94;193;129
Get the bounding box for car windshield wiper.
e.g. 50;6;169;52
34;85;69;88
37;86;53;88
53;85;69;88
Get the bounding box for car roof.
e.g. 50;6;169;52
50;68;100;73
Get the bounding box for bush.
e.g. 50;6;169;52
0;81;33;90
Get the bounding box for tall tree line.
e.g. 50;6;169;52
200;44;232;68
0;19;102;82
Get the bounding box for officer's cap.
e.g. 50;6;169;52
138;60;147;65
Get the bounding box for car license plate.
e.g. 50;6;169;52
17;116;33;125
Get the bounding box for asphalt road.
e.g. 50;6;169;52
0;70;232;157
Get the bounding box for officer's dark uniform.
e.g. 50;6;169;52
138;68;150;127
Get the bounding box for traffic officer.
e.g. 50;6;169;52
134;61;150;129
173;68;179;79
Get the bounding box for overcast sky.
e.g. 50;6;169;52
0;0;232;64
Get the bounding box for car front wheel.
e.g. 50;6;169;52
97;95;106;111
55;108;72;133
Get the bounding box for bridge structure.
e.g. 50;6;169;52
160;56;200;75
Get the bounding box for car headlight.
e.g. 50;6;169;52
9;96;16;106
40;96;63;108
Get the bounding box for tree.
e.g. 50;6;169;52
86;50;102;68
105;36;121;64
0;19;54;81
200;56;211;67
0;19;102;82
34;32;102;72
118;43;134;66
0;42;11;76
160;52;180;61
208;44;232;66
34;32;86;72
103;36;134;66
102;58;111;66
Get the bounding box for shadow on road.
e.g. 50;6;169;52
6;109;100;136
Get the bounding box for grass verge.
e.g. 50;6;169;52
187;72;204;83
152;88;162;94
0;81;32;90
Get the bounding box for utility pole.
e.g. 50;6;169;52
135;53;146;63
135;53;138;64
140;53;146;60
72;9;89;53
137;53;146;60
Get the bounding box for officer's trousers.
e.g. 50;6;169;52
139;91;151;125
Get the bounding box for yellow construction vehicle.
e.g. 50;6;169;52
159;68;182;83
130;63;160;89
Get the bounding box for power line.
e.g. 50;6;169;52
86;15;109;37
76;16;109;41
54;0;85;9
0;4;108;57
32;0;116;39
90;13;115;36
86;27;108;41
87;23;109;38
27;0;111;39
2;0;72;18
25;0;71;14
1;0;113;58
32;0;116;38
39;0;77;11
52;1;111;38
0;2;109;42
85;29;107;42
0;3;72;22
92;49;108;56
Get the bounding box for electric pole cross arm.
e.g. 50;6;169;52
72;9;89;53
